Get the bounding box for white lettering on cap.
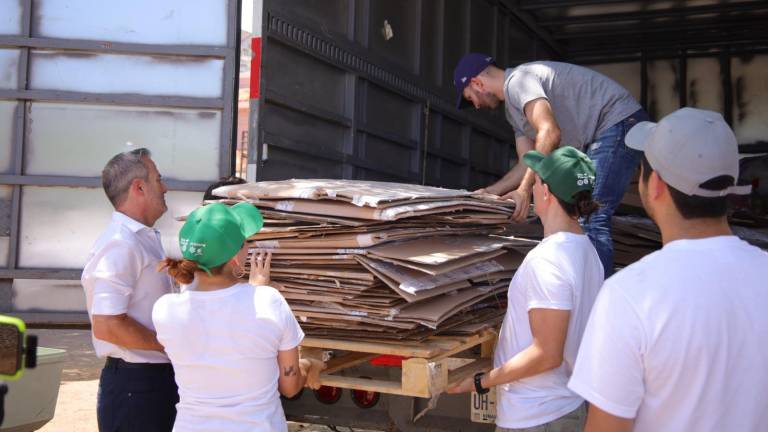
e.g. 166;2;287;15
188;242;207;256
576;173;595;186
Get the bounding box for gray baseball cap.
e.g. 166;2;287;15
625;107;751;197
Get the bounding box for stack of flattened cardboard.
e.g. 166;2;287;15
612;215;768;267
611;216;663;267
498;215;768;270
213;179;537;341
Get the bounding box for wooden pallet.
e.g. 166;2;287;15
300;329;497;398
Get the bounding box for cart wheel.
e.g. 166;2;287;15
313;385;342;404
350;376;380;409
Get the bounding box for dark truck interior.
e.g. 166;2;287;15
256;0;767;221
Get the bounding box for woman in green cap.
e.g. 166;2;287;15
448;146;603;432
152;202;324;432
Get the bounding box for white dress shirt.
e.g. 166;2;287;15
82;211;173;363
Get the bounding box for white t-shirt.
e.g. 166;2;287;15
494;232;603;429
569;236;768;432
152;282;305;432
81;211;173;363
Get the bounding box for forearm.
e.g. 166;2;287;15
534;126;560;155
514;128;558;194
521;97;560;179
278;373;306;397
487;162;527;195
278;357;307;397
279;375;306;396
517;167;535;193
482;344;561;388
92;314;164;351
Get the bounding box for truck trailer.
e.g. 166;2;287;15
1;1;766;431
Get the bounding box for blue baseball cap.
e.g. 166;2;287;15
453;53;495;109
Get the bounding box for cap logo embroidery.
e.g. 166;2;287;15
187;242;207;256
461;77;467;83
179;238;189;253
180;238;207;256
576;173;595;186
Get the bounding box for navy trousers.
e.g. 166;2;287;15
97;358;179;432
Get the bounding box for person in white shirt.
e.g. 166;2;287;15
82;148;178;432
448;146;604;432
153;202;325;432
568;107;768;432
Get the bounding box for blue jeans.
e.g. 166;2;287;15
584;109;650;278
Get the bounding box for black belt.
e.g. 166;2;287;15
105;357;173;370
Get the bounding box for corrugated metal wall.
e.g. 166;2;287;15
254;0;556;190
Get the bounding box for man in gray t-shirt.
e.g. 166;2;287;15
454;53;648;277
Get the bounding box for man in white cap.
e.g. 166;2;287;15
567;108;768;431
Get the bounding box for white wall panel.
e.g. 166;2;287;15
687;58;722;113
18;187;201;268
29;50;224;98
732;55;768;144
0;100;16;172
33;0;227;46
0;48;20;89
0;0;22;35
589;62;642;102
0;236;8;268
0;185;12;268
648;60;679;119
26;103;221;181
12;279;86;312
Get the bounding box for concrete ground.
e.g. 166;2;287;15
30;329;378;432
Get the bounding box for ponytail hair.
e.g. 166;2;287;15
158;258;199;285
557;190;601;222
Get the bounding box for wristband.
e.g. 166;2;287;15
474;372;489;394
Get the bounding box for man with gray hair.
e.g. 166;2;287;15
82;148;178;431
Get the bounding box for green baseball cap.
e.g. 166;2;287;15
179;202;264;274
522;146;596;204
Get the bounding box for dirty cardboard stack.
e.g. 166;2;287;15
612;215;768;267
212;179;536;341
509;215;768;270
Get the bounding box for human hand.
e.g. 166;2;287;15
474;188;501;200
502;188;531;222
446;376;475;394
299;358;326;390
249;250;271;286
474;185;502;197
